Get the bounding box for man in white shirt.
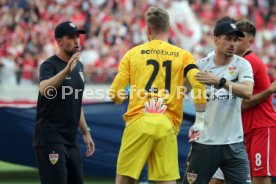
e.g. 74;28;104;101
183;21;254;184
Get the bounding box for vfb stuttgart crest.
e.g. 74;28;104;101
187;172;198;184
49;152;59;165
228;66;236;76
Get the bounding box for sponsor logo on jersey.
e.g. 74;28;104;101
49;152;59;165
187;172;197;184
141;49;179;57
206;94;236;101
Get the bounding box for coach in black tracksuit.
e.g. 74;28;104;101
33;21;95;184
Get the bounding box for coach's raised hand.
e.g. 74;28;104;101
39;53;81;96
65;52;80;73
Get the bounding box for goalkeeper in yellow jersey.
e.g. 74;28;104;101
109;7;206;184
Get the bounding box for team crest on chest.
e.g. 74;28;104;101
187;172;197;184
79;71;84;82
228;66;236;76
49;152;59;165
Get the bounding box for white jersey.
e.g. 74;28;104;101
196;54;254;145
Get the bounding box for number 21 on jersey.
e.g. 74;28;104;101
145;59;172;93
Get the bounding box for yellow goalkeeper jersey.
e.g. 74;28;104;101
110;40;205;132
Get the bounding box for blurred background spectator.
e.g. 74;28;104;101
0;0;275;85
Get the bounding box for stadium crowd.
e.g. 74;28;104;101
0;0;275;85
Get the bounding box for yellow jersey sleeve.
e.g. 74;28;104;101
109;50;130;103
183;53;206;104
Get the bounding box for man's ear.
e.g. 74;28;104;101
248;37;254;46
214;36;218;45
148;27;152;35
56;38;63;47
147;27;152;37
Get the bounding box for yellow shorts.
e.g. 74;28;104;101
117;113;180;181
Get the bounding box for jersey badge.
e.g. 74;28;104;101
49;152;59;165
228;66;236;76
187;172;197;184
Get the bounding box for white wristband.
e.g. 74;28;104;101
193;112;205;131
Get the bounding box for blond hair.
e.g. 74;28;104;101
146;7;170;34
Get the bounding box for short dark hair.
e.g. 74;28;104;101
236;19;256;37
146;7;170;33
